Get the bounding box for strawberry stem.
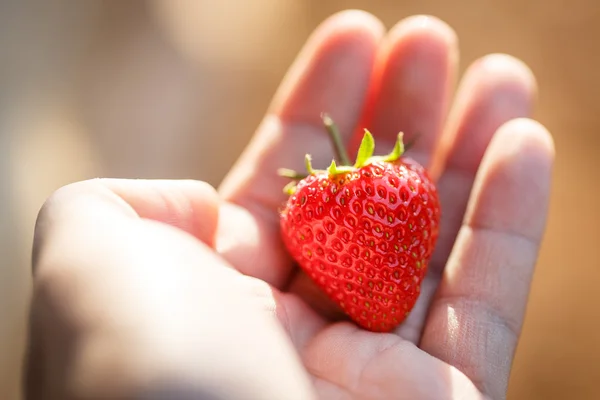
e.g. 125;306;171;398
322;113;351;166
278;116;409;191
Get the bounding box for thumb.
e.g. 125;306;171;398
96;178;221;247
26;178;314;399
32;178;221;271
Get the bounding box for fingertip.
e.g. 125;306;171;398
359;14;459;162
387;14;458;53
317;9;385;44
494;117;555;163
186;179;221;210
440;54;538;174
271;10;383;128
470;53;537;98
468;118;555;241
103;179;222;247
310;10;384;77
173;180;221;247
489;118;555;188
297;9;384;68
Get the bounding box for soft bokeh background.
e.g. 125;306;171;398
1;1;597;399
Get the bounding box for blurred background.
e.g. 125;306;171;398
1;0;597;399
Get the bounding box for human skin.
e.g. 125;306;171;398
24;11;554;400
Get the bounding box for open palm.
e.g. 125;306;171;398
26;10;554;400
215;11;553;400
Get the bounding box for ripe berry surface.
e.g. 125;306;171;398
280;159;440;332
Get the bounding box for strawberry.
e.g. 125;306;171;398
278;115;441;332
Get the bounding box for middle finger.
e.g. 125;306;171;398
353;15;458;169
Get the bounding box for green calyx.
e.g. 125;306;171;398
277;114;407;194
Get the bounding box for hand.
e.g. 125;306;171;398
25;11;554;400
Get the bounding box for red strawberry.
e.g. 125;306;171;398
278;115;441;332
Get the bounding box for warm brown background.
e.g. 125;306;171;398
1;1;597;399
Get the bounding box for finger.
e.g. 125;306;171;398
393;55;536;343
217;11;383;287
101;178;220;246
27;179;315;399
354;15;458;167
420;119;554;399
220;10;383;207
431;54;536;268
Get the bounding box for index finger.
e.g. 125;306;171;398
217;11;383;287
219;11;383;210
